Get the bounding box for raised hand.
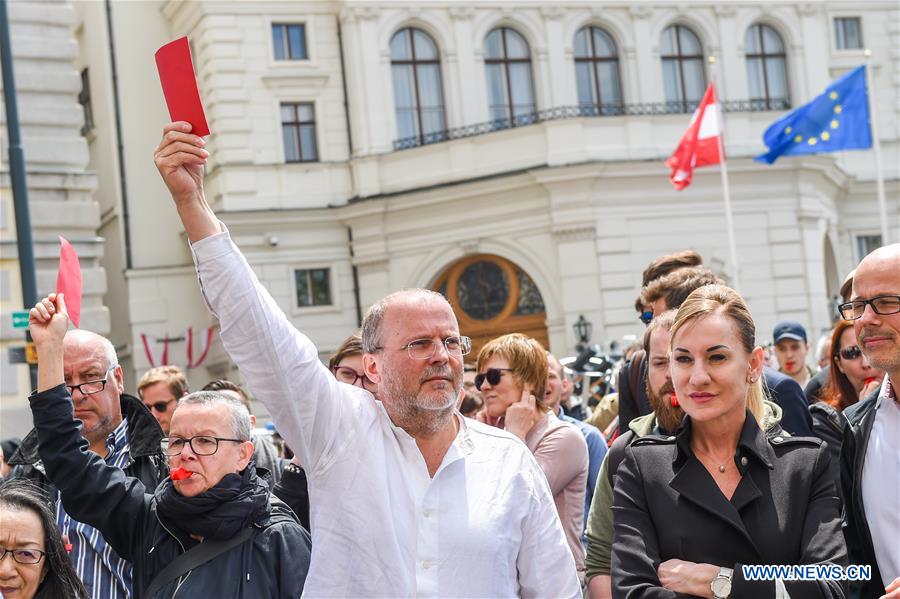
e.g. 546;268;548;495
504;387;537;440
153;121;208;205
29;293;69;350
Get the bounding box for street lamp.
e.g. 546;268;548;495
573;314;592;351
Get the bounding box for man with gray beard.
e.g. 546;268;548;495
154;121;580;597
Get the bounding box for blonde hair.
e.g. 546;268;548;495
138;365;189;401
669;284;765;425
476;333;549;411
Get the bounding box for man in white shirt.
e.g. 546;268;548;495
154;122;580;597
839;243;900;599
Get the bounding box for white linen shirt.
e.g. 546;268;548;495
191;229;581;598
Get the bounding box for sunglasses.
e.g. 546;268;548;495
146;399;175;413
639;310;653;325
838;345;862;360
475;368;514;391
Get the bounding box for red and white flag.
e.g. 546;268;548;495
665;83;722;190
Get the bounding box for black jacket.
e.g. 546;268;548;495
30;384;311;599
840;389;886;599
810;401;844;493
617;351;650;436
611;412;847;599
762;367;814;436
9;392;168;498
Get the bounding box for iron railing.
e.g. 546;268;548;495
393;98;791;151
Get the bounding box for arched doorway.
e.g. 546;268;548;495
431;254;549;358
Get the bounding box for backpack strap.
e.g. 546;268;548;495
144;526;255;598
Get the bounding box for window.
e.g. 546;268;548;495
272;23;308;60
484;27;536;128
855;234;882;261
574;26;622;115
660;25;706;112
281;103;317;162
390;28;446;145
745;24;789;110
295;268;331;307
78;68;94;137
834;17;863;50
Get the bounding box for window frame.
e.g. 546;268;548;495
272;22;309;61
484;27;537;127
854;233;882;263
293;267;333;308
834;17;864;51
280;101;318;163
390;27;447;145
573;25;623;115
745;24;789;110
660;24;706;113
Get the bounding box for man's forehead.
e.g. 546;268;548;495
171;404;229;430
383;297;458;330
852;245;900;298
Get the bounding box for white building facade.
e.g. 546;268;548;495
3;0;898;433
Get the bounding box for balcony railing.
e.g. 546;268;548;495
393;98;791;151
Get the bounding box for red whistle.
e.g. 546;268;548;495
170;467;192;481
669;393;680;407
65;543;73;552
864;377;877;386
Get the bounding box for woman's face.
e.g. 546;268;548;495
670;312;763;424
479;355;523;419
0;506;47;599
835;327;880;392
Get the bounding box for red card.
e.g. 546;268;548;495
155;37;210;136
57;236;82;328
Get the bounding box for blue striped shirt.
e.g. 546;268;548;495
56;417;133;599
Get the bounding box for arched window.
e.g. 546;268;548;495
484;27;536;128
574;26;622;115
745;24;789;110
661;25;706;112
390;28;446;145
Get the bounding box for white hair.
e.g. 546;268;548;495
176;391;251;440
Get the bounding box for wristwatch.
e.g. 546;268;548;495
710;567;733;599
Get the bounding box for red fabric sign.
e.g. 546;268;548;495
155;37;210;136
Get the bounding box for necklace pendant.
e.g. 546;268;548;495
718;464;726;473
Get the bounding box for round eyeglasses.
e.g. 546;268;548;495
160;435;244;457
332;366;377;391
374;336;472;360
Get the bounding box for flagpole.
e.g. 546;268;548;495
709;55;741;290
863;50;892;244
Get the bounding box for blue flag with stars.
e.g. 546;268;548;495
755;66;871;164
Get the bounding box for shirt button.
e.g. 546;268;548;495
422;560;431;569
740;456;749;466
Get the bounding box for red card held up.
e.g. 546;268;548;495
155;37;210;136
56;236;82;328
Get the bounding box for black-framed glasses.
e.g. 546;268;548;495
0;547;45;565
474;368;514;391
839;345;863;360
839;295;900;320
161;435;245;457
639;310;653;325
66;364;118;396
332;366;377;391
375;336;472;360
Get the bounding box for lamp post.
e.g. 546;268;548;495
573;314;592;352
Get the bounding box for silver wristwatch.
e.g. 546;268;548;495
711;567;733;599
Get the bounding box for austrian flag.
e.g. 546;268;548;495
665;84;723;190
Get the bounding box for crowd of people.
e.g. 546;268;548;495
0;120;896;599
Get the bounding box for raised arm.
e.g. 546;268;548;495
28;294;153;560
154;123;364;475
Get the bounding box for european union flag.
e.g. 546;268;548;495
755;66;871;164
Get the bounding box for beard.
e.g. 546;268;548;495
381;364;460;437
646;379;686;435
858;326;900;373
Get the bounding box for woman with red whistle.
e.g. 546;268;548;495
24;293;311;598
810;319;884;484
611;285;848;599
474;333;589;585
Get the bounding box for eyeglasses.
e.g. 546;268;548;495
475;368;514;391
332;366;377;391
375;336;472;360
0;547;45;565
839;295;900;320
160;435;245;457
639;310;653;325
146;399;176;413
66;364;118;396
839;345;863;360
